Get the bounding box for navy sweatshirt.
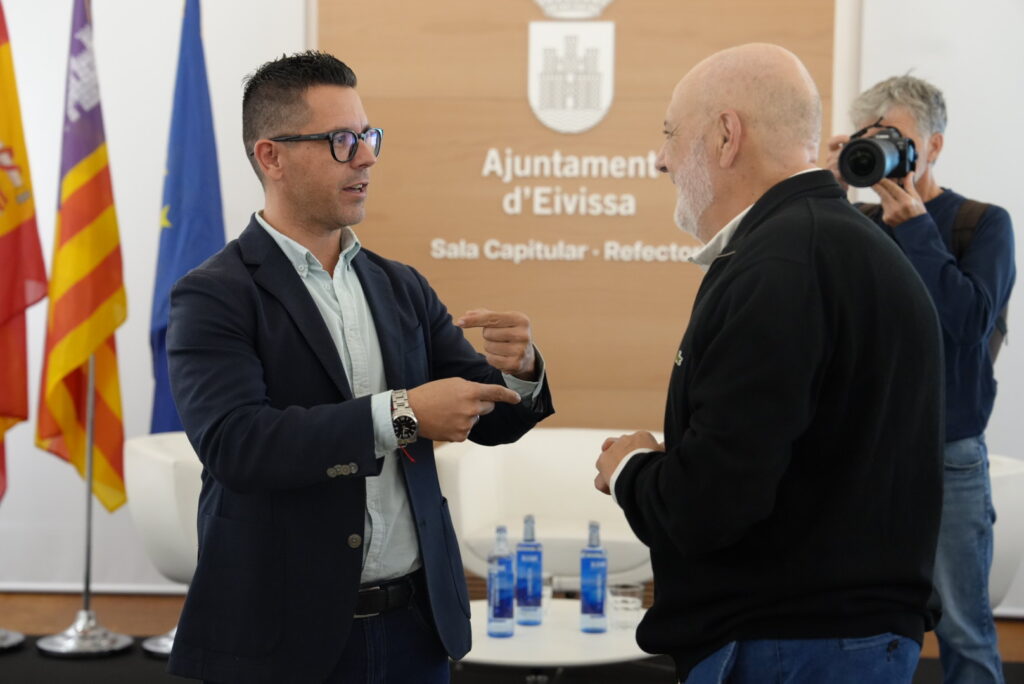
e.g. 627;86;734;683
875;189;1015;442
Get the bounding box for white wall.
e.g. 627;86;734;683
0;0;307;593
849;0;1024;616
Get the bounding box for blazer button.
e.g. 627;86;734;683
339;465;351;476
327;465;340;478
349;462;358;474
347;534;362;549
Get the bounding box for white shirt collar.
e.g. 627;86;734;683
254;211;361;275
688;206;751;271
688;168;820;271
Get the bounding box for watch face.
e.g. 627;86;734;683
394;415;417;440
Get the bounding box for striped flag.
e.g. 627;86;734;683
0;0;48;502
36;0;127;512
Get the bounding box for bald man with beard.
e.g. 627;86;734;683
594;44;945;683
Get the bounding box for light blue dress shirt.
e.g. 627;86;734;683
255;212;542;584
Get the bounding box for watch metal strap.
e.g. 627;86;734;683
393;388;411;412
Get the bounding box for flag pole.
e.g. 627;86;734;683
36;354;132;657
83;352;95;612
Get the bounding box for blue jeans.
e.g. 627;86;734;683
683;634;920;683
933;435;1005;683
325;586;450;684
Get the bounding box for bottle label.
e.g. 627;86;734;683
488;556;514;619
516;551;543;607
580;557;607;615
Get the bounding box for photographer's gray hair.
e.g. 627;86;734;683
850;75;948;137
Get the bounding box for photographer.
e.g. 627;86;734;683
827;75;1016;683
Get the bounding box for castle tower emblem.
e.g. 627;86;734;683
528;0;615;134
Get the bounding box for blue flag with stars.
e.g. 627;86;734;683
150;0;224;433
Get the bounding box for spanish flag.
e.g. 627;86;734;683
0;1;48;503
36;0;127;512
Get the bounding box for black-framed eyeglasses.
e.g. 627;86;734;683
266;127;383;163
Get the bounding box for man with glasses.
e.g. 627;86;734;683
166;51;553;684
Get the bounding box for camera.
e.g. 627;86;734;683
838;125;917;187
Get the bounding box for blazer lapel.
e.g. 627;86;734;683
353;254;404;390
239;221;354;400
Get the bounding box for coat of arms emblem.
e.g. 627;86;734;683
528;0;615;134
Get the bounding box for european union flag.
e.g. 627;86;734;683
150;0;224;433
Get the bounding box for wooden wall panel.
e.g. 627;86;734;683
319;0;834;430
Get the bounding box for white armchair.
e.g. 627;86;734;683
124;431;203;656
435;431;1024;611
435;427;657;591
990;453;1024;609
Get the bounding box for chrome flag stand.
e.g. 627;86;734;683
142;625;176;657
0;629;25;652
37;356;132;657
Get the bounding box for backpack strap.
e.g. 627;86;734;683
951;199;990;261
952;199;1008;361
991;305;1009;362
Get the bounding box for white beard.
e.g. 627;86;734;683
671;137;714;242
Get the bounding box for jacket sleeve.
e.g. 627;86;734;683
893;207;1015;345
408;267;555;445
614;257;824;557
167;269;381;494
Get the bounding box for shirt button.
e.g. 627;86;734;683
348;534;362;549
297;264;307;275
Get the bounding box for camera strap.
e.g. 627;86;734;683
857;199;1008;362
856;202;884;224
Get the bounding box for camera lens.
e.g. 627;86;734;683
847;150;876;178
839;138;900;187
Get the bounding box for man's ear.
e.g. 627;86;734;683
717;110;742;168
253;140;284;180
926;131;943;165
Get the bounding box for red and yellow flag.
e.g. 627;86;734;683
36;0;127;511
0;1;48;502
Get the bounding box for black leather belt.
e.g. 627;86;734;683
354;572;418;618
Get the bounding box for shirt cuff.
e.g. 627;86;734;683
501;346;546;410
609;449;648;506
371;391;398;457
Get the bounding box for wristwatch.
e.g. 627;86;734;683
391;389;418;447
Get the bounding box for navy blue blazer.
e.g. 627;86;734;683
165;218;553;683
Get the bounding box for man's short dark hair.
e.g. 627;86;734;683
242;51;357;180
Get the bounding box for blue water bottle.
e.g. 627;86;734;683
516;514;543;625
487;525;515;637
580;520;608;633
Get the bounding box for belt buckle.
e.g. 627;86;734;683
354;585;382;619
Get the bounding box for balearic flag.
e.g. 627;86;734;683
150;0;224;433
36;0;127;511
0;1;48;502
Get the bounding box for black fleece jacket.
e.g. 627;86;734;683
615;170;944;678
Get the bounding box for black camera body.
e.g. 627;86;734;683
838;125;917;188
